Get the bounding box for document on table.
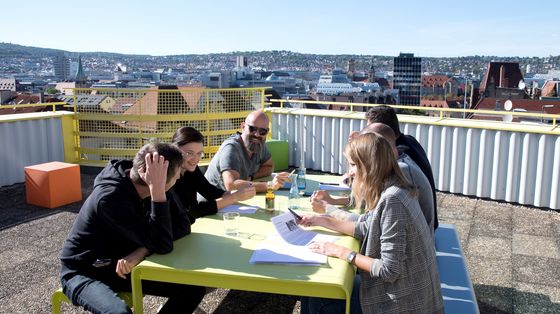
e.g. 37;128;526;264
249;212;338;265
318;183;351;192
220;204;259;214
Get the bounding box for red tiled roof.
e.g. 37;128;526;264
420;100;452;108
474;98;560;114
422;75;450;88
541;81;559;97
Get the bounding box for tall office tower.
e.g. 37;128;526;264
53;53;70;81
236;56;248;68
393;53;422;106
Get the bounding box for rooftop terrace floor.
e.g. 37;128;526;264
1;170;559;313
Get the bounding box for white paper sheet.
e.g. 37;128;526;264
249;233;326;265
318;183;351;192
249;212;338;265
220;204;259;214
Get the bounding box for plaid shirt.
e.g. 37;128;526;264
354;185;444;313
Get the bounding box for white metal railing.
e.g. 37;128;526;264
2;106;559;210
268;107;560;210
0;112;68;186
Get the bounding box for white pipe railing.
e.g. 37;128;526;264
269;108;560;210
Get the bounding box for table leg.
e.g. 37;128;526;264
131;268;143;314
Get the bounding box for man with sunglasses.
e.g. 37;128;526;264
205;110;289;192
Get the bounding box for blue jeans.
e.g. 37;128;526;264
301;274;362;314
62;274;206;314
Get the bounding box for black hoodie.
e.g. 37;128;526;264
60;160;182;284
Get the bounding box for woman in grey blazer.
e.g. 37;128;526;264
300;133;443;314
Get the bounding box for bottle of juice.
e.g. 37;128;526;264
265;181;275;213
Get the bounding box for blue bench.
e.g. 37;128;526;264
435;223;479;314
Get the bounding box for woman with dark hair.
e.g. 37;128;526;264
171;126;256;218
299;133;443;313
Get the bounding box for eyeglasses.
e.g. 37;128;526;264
184;151;205;159
247;125;269;136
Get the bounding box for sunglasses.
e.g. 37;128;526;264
184;151;205;159
247;125;269;136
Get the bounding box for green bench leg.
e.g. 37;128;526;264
51;288;133;313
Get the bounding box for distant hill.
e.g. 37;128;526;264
1;42;559;76
0;42;150;58
0;42;65;57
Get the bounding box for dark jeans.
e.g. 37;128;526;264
62;274;206;314
300;274;362;314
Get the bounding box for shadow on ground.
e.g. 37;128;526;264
0;182;83;231
211;290;299;314
475;284;560;314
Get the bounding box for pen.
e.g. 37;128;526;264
288;208;302;221
319;182;340;186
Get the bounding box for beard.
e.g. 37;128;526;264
242;133;263;153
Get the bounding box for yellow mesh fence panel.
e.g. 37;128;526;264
72;87;266;164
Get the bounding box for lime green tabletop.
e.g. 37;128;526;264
131;174;359;314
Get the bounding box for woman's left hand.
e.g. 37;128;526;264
307;241;346;259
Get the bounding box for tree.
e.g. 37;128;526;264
45;87;60;94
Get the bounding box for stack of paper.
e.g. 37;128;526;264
221;204;259;214
318;183;351;192
249;212;338;265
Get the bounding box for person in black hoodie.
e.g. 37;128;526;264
60;142;206;314
171;126;255;218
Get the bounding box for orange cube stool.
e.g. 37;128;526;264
25;161;82;208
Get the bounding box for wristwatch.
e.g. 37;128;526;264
346;250;357;264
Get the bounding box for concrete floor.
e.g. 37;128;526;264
0;171;559;313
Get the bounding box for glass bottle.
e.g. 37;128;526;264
288;174;300;210
265;181;275;213
297;167;307;191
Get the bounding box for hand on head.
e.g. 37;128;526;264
139;152;169;190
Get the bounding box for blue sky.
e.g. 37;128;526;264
1;0;559;57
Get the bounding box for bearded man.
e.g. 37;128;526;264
204;110;289;192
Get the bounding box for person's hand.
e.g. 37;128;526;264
297;214;329;228
115;247;148;279
139;152;168;202
307;241;348;259
310;198;330;214
311;190;334;203
234;185;256;201
272;172;289;190
348;131;359;143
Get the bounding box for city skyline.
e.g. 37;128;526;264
1;0;559;58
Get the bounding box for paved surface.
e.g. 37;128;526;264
0;171;559;313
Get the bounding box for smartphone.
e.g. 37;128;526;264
302;191;313;197
288;208;302;221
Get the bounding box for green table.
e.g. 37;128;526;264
131;175;358;313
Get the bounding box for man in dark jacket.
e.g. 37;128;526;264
60;142;205;314
366;105;439;229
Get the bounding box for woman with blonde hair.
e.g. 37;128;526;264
300;133;443;313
